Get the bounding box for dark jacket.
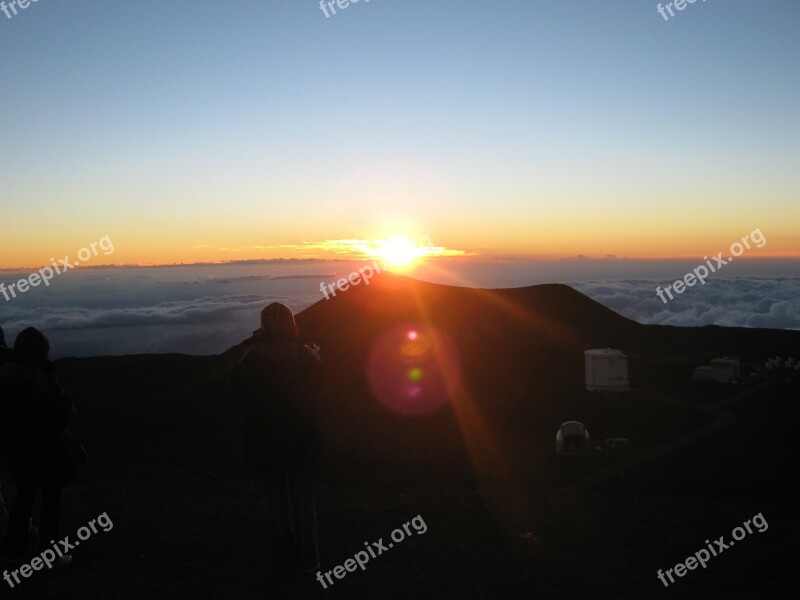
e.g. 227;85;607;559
0;359;76;486
0;346;12;470
232;332;322;471
0;346;14;372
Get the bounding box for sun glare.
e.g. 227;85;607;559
378;236;419;267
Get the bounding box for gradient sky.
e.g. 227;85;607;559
1;0;798;268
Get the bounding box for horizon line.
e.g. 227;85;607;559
2;254;800;274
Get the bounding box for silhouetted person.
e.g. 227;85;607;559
232;303;321;575
0;328;76;565
0;327;13;370
0;326;13;523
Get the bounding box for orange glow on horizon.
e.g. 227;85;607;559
0;223;798;270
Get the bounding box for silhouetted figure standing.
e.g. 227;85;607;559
0;327;13;370
0;326;14;523
0;328;76;565
232;303;322;574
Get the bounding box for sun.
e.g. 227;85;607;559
378;235;419;267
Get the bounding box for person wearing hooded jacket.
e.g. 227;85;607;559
0;327;76;566
232;303;322;575
0;327;15;524
0;327;13;371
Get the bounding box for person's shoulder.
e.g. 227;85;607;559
243;339;302;363
0;361;42;393
0;347;14;364
0;360;31;379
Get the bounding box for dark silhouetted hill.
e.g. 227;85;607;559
57;274;800;490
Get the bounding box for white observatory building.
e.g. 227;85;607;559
584;348;629;392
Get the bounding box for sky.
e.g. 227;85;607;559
0;0;798;269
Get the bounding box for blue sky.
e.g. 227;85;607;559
0;0;798;267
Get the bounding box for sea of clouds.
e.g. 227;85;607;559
1;259;798;357
572;278;800;330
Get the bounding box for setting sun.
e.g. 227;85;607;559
377;236;420;267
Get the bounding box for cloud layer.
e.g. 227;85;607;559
573;278;800;330
2;261;799;358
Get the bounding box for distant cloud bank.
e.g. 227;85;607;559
573;278;800;330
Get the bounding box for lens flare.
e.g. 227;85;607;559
378;236;418;267
367;324;461;416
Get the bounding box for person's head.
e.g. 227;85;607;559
0;325;6;348
259;302;299;340
14;327;51;364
